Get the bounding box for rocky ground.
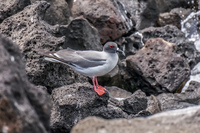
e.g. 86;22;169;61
0;0;200;133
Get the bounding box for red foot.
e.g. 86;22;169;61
94;88;105;96
97;85;106;91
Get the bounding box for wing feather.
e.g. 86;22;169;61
43;49;107;68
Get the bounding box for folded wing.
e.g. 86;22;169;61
43;48;107;69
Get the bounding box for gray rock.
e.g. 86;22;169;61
157;81;200;111
0;34;50;133
140;25;200;69
157;12;181;29
0;1;88;90
141;25;186;45
0;0;30;23
106;86;132;99
126;38;190;94
50;82;109;133
50;83;149;132
157;8;192;29
139;0;192;29
146;95;161;114
30;0;71;25
121;90;147;115
120;0;147;30
60;17;102;51
71;105;200;133
72;0;134;43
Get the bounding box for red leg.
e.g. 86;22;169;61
92;77;105;96
95;77;106;91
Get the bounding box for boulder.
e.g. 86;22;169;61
139;0;192;29
121;90;148;115
120;0;147;30
71;105;200;133
156;81;200;111
71;0;134;43
126;38;190;94
140;25;200;69
50;83;150;132
30;0;71;25
0;0;30;23
0;1;88;90
157;8;192;29
0;34;51;133
59;17;102;51
106;86;132;99
50;82;109;133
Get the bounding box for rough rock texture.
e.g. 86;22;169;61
117;25;199;93
141;25;186;45
0;1;88;90
60;17;102;51
156;81;200;111
72;0;134;43
50;78;200;132
50;83;149;133
126;38;190;94
0;34;51;133
140;25;200;69
157;8;192;29
139;0;192;29
106;86;132;99
50;82;108;133
121;90;147;115
120;0;147;30
122;32;145;56
0;0;30;23
157;12;181;29
71;105;200;133
30;0;71;25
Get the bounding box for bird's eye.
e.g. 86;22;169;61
109;45;114;49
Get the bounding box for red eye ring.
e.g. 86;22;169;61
109;45;114;49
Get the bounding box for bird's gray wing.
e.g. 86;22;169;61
44;49;107;68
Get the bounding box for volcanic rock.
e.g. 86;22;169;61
50;83;150;132
140;25;200;69
0;0;30;23
157;8;192;29
30;0;71;25
126;38;190;94
71;0;134;43
140;0;192;29
0;34;50;133
60;17;102;51
0;1;88;90
71;105;200;133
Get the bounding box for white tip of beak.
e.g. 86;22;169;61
117;48;125;56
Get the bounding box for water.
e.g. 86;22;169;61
181;10;200;92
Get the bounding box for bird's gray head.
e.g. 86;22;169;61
103;42;125;55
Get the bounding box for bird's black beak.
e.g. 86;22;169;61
117;48;125;56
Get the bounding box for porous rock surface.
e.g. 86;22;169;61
0;34;51;133
30;0;71;25
139;0;192;29
72;0;134;43
0;1;200;133
0;1;88;90
140;25;200;68
0;0;30;23
60;17;102;51
71;105;200;133
157;8;192;29
50;83;149;133
126;38;190;94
